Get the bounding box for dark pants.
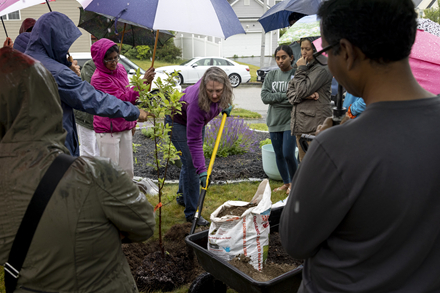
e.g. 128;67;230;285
165;115;204;218
270;130;298;184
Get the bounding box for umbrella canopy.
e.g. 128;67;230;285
417;18;440;38
258;0;321;33
0;0;49;16
278;14;320;45
410;29;440;94
77;8;174;48
312;29;440;95
77;0;245;40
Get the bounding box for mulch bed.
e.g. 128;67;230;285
132;130;270;181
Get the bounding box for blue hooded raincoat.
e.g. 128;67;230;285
25;12;140;156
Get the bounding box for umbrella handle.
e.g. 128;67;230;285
146;30;160;91
1;16;8;39
119;23;127;53
189;113;227;235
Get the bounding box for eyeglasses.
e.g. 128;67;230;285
313;41;339;60
104;56;120;64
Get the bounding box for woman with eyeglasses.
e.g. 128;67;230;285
91;38;155;178
261;45;298;194
287;37;333;161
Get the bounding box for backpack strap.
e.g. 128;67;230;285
4;153;77;293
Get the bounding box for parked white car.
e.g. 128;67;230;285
155;57;251;88
69;52;181;92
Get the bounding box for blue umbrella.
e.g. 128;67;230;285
78;0;245;40
258;0;322;33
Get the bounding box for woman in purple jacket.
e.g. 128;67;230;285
166;67;233;225
91;38;155;178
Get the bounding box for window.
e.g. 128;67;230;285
0;10;21;20
214;58;232;66
195;58;212;66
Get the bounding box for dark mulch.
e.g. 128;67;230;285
132;129;270;181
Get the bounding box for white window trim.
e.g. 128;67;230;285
1;10;21;21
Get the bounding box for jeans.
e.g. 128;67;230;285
165;116;205;218
270;130;298;184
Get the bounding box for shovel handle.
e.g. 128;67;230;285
189;113;228;234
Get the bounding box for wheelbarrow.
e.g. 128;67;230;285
185;206;303;293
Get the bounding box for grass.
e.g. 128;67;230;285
230;108;261;119
249;123;268;131
235;61;259;82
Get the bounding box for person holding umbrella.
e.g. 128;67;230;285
24;11;150;157
287;37;332;161
280;0;440;292
166;67;233;225
91;38;155;178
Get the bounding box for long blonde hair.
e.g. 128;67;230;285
198;67;233;112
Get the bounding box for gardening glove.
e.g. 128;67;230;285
199;171;208;188
221;105;233;117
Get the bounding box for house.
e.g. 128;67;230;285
174;0;279;59
0;0;92;53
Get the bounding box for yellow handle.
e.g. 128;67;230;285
203;113;227;190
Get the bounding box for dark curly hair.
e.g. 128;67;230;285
318;0;417;64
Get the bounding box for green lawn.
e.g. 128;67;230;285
230;108;262;119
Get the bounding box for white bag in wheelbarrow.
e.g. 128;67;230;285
208;179;271;271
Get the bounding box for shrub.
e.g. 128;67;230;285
259;138;272;148
141;127;154;138
155;38;182;63
136;45;151;60
203;117;259;158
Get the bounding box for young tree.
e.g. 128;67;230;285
130;70;183;257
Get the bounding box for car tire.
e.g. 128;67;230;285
229;73;241;88
176;73;184;85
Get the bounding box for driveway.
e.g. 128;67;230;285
233;84;267;124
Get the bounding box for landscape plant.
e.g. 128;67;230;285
203;117;259;158
136;45;152;60
259;138;272;148
130;69;184;257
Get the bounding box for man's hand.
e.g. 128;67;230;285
307;92;319;100
69;60;81;77
296;56;307;67
315;117;334;135
3;37;13;48
199;171;207;188
315;114;351;135
143;67;156;84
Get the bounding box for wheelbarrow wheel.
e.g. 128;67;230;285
188;272;227;293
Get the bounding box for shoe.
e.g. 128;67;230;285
176;195;185;207
186;215;210;226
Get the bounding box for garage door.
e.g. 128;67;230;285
222;31;275;58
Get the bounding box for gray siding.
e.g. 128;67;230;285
1;0;91;53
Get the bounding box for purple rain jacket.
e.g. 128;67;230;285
173;80;221;174
91;38;138;133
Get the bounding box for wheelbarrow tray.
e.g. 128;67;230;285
185;206;303;293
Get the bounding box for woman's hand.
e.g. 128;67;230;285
69;60;81;77
143;67;156;84
296;56;307;67
3;37;13;48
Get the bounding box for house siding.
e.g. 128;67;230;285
1;0;91;53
